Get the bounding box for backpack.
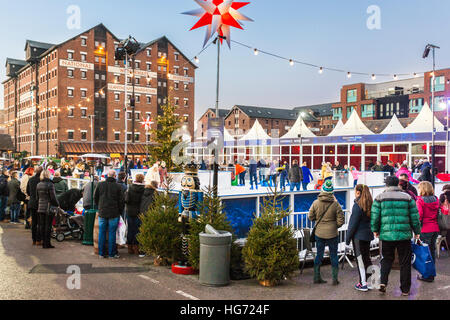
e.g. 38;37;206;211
0;177;8;196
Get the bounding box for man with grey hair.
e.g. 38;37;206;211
94;169;124;258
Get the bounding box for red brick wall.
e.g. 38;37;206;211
3;27;196;156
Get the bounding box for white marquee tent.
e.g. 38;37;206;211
238;119;271;142
380;114;405;135
328;110;374;136
280;114;316;139
404;103;444;133
328;119;344;136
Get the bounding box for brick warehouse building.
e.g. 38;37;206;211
2;23;196;157
197;103;335;140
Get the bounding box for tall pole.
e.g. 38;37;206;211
30;83;34;156
46;61;49;157
90;115;95;153
131;55;136;144
431;47;436;187
447;97;449;174
213;36;221;197
124;52;129;180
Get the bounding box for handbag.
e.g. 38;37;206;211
438;207;450;231
310;202;334;244
411;239;436;279
46;184;59;215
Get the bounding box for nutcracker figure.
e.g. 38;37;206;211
173;162;203;273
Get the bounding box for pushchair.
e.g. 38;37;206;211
52;208;84;242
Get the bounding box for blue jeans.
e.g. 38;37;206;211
314;236;339;268
10;202;20;222
127;216;141;245
280;175;287;189
302;182;308;190
0;196;7;221
96;169;103;177
98;217;119;257
239;172;246;186
290;182;300;191
249;173;258;188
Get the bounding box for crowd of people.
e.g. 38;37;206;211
0;155;448;295
207;156;436;192
308;164;449;296
0;157;167;257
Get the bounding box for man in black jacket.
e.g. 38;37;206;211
399;173;418;196
0;169;9;221
26;166;43;245
382;160;396;176
94;170;124;258
288;160;303;191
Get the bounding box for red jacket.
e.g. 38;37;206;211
416;196;440;233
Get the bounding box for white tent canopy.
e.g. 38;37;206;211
239;119;270;141
224;128;235;142
404;103;444;133
381;114;405;135
280;114;316;139
329;110;374;136
328;119;344;136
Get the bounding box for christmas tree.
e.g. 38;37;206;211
137;178;183;265
242;188;299;286
148;100;183;171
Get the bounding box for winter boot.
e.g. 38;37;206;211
133;244;140;255
332;267;340;285
128;245;134;254
313;265;327;284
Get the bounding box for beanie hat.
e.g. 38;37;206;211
322;179;334;193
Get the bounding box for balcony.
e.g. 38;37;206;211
366;86;424;99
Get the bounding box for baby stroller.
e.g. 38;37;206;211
52;208;84;242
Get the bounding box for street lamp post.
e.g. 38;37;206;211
124;52;129;179
30;82;35;156
212;35;224;197
423;43;440;187
446;98;450;173
90;114;95;153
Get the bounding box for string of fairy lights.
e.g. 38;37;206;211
193;38;432;81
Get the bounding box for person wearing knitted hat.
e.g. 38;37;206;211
308;179;345;285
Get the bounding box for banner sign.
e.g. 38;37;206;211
108;66;157;79
168;74;194;83
59;59;94;70
107;83;157;96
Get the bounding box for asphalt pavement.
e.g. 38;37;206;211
1;220;450;300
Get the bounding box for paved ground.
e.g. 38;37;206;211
1;220;450;300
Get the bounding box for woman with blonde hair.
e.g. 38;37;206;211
416;181;439;282
346;184;374;291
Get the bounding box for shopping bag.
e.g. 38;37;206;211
438;209;450;231
411;240;436;279
116;216;127;246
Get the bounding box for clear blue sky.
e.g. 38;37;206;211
1;0;450;120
